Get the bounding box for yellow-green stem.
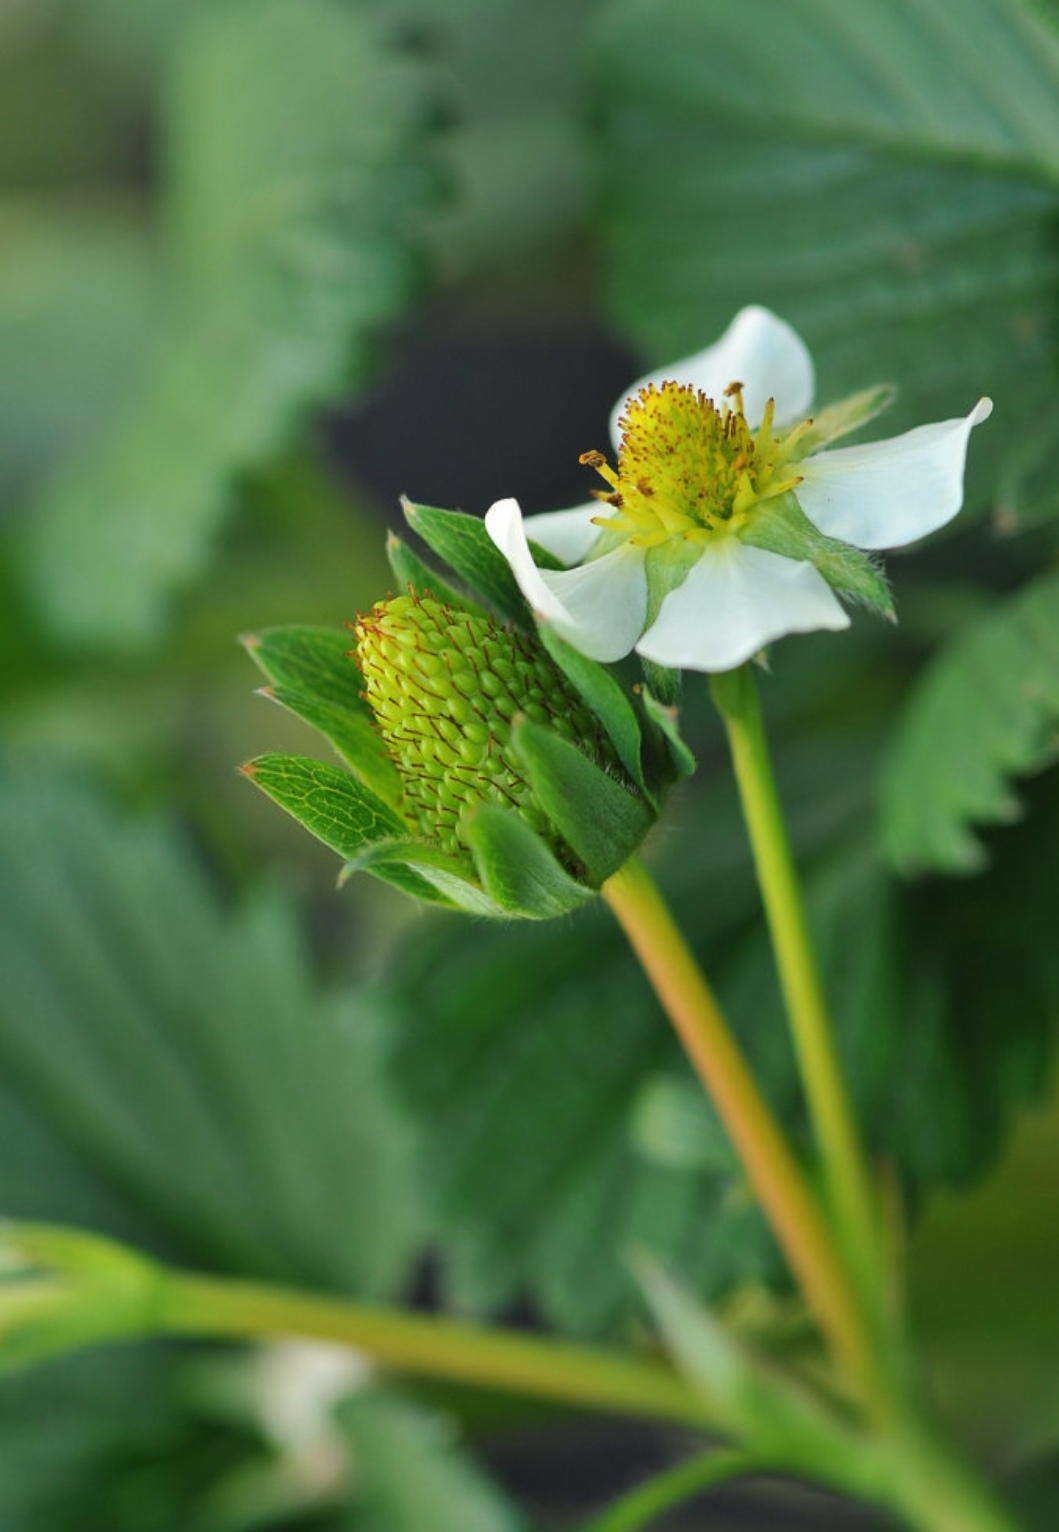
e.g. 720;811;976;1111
584;1449;753;1532
601;857;889;1415
710;664;883;1312
154;1267;711;1428
881;1421;1026;1532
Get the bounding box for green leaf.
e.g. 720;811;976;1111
725;821;1056;1190
741;494;894;619
796;384;897;456
596;0;1059;177
242;625;368;716
243;753;408;860
380;716;1056;1329
511;716;654;884
401;501;531;626
21;0;434;648
636;1262;873;1494
880;571;1059;873
0;205;155;505
640;687;696;780
460;803;596;918
630;1076;737;1174
380;884;787;1332
339;1389;523;1532
347;838;500;915
262;686;402;810
405;0;598;309
536;625;650;795
593;0;1059;530
0;767;421;1296
1006;1451;1059;1532
386;532;474;612
909;1043;1059;1451
0;1347;206;1532
352;856;464;910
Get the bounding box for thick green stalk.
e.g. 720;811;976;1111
601;857;889;1415
153;1267;711;1428
880;1422;1026;1532
4;1226;1026;1532
710;664;882;1311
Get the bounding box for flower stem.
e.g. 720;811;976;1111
153;1266;711;1428
709;664;883;1313
880;1422;1026;1532
583;1448;754;1532
7;1222;1026;1532
601;857;888;1414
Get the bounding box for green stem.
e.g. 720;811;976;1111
152;1267;711;1428
7;1225;1026;1532
583;1448;753;1532
601;858;889;1416
881;1419;1026;1532
710;664;882;1311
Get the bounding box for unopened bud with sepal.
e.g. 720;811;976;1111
242;578;687;919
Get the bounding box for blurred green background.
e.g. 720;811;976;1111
1;0;1058;1526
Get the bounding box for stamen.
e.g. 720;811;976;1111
579;449;620;491
576;380;813;554
723;379;746;418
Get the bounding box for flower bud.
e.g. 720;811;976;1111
354;593;619;870
242;511;693;918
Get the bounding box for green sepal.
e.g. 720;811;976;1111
640;657;681;708
401;499;530;627
262;685;403;808
241;626;371;717
636;563;685;711
344;838;503;916
793;383;896;457
385;531;477;612
360;859;462;908
741;494;894;619
640;685;697;780
460;803;596;918
536;624;650;797
511;716;654;885
242;754;407;858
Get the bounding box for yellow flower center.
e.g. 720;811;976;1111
582;381;809;550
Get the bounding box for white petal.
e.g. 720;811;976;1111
609;305;815;447
636;541;849;673
485;498;648;662
795;398;993;550
521;502;602;564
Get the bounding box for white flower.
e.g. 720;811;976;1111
485;306;992;673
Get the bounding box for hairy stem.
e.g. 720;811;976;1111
601;857;889;1414
154;1266;712;1427
710;664;884;1316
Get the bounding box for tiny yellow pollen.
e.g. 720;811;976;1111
576;379;809;553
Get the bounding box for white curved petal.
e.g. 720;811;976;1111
795;398;993;550
636;541;849;673
522;502;602;564
609;305;815;447
485;498;648;662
